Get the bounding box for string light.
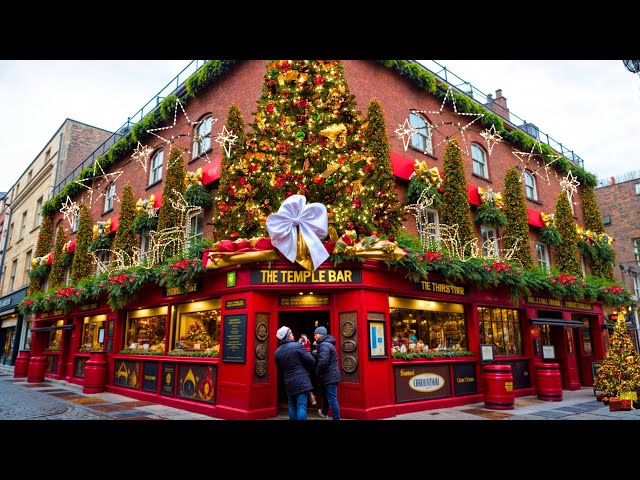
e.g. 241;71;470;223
60;196;80;229
74;160;123;207
132;141;153;173
214;125;238;158
394;118;417;151
556;170;580;204
511;138;562;186
479;124;503;155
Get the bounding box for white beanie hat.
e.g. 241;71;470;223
276;326;291;340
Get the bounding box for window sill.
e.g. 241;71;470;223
471;173;491;182
526;197;543;206
409;145;437;161
188;147;213;164
145;179;162;191
101;208;114;217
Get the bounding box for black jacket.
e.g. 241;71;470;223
274;338;316;397
315;335;341;385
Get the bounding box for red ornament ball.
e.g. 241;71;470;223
313;174;325;185
266;104;275;113
314;75;324;86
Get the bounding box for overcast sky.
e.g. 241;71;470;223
0;60;638;194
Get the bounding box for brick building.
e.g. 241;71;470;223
20;60;625;419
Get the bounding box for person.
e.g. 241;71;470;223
313;326;341;420
274;326;316;420
298;333;317;405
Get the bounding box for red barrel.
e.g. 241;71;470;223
484;364;514;410
13;350;32;378
83;352;107;394
27;355;46;383
536;362;562;401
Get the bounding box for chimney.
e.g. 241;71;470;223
610;176;616;185
492;89;510;122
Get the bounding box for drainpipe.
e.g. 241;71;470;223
0;200;13;285
51;132;64;197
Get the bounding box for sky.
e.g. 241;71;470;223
0;59;638;194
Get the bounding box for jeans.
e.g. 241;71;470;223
321;383;340;421
287;391;309;420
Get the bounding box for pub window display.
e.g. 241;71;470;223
389;297;467;355
79;315;106;352
125;314;166;353
477;306;523;355
171;299;221;356
47;320;64;351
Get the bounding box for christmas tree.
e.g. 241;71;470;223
440;139;475;256
502;166;534;269
156;145;187;261
49;225;68;288
70;204;93;284
593;312;640;397
554;192;582;276
212;103;248;241
27;213;54;295
580;185;615;280
180;321;212;349
112;182;138;260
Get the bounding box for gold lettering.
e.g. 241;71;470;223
344;270;352;282
400;369;415;377
318;270;326;282
328;270;336;282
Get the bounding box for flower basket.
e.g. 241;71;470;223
620;399;633;411
608;397;621;411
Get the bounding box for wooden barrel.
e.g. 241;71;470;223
536;362;562;401
483;364;514;410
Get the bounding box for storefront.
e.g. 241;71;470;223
27;259;608;419
0;286;28;365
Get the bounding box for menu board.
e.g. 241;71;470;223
222;314;247;363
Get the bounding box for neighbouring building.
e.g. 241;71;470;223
20;60;629;419
0;119;111;365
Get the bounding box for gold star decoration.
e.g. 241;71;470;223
394;118;417;151
214;125;238;158
74;159;123;207
479;124;503;155
557;170;580;203
512;138;560;186
60;196;80;229
132;141;153;173
413;86;484;156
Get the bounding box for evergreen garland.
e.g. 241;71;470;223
70;204;94;284
502;167;534;269
49;226;68;289
474;201;507;227
440;139;475;256
185;183;214;209
88;235;112;252
132;212;158;235
113;182;138;260
554;193;582;276
27;213;54;295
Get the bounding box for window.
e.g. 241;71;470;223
23;320;33;351
23;250;32;286
80;314;107;352
634;276;640;299
54;220;63;243
71;209;80;233
35;197;43;227
478;306;523;355
104;183;116;212
603;215;611;226
635;183;640;195
20;211;27;239
15;183;19;198
7;223;13;245
524;170;538;200
187;211;204;248
409;112;432;155
44;148;51;162
96;250;110;273
9;259;17;290
149;150;164;185
579;254;586;277
140;233;151;262
192;115;213;158
634;238;640;264
481;226;498;257
125;307;168;353
535;242;550;272
47;320;64;351
64;266;71;286
471;143;488;178
172;300;221;353
389;297;467;351
421;209;440;250
28;170;32;183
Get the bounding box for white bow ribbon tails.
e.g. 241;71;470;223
266;195;330;271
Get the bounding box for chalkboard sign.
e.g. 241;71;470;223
222;314;247;363
142;361;159;393
591;360;603;379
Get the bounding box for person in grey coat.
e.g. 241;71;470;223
274;325;316;420
313;326;341;420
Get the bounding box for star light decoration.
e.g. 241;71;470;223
60;196;80;229
214;125;238;158
394;118;416;151
146;98;218;165
557;170;580;204
479;124;503;155
131;141;153;173
512;138;561;186
74;160;123;207
408;87;484;156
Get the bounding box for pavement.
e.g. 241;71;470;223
2;363;639;421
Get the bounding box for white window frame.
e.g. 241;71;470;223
104;184;116;212
635;183;640;195
149;150;164;185
71;210;80;233
140;233;151;262
535;242;550;272
9;259;18;291
24;250;32;286
634;238;640;265
481;226;498;257
64;266;72;286
524;170;538;201
634;276;640;298
187;211;204;248
471;143;488;178
192;115;213;158
35;197;43;227
7;223;13;245
20;211;27;239
409;112;432;155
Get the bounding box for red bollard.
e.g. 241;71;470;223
484;364;514;410
14;351;32;378
83;352;107;394
536;362;562;401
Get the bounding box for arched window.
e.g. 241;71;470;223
524;170;537;200
149;149;164;185
409;112;432;155
471;143;488;178
192;115;213;158
104;183;116;212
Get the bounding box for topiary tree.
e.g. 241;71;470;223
112;182;138;260
49;225;68;289
580;185;615;280
502;166;534;269
156;146;187;261
554;192;582;276
70;204;93;284
440;138;475;255
27;213;54;295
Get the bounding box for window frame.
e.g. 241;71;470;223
149;149;164;186
23;250;32;286
471;143;488;179
192;115;213;159
104;183;116;212
20;211;27;240
9;259;18;290
477;306;523;356
409;111;433;155
535;242;550;272
524;170;538;201
35;197;43;227
481;225;498;257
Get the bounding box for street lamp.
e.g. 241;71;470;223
623;60;640;74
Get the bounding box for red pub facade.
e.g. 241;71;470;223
23;60;611;419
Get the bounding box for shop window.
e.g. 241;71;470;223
409;111;433;155
524;170;537;200
477;306;523;355
171;299;221;355
192;115;213;158
80;314;107;352
47;320;65;351
23;319;33;351
389;297;467;352
471;143;488;179
125;307;167;353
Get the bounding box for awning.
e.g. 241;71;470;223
530;318;584;327
603;322;634;330
30;324;74;333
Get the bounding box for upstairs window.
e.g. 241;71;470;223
192;115;213;158
481;226;498;257
409;112;432;155
104;183;116;212
149;150;164;185
535;242;550;272
471;143;488;178
524;170;538;201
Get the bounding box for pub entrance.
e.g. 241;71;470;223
276;310;330;412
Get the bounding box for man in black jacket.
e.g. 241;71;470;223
274;325;316;420
313;326;341;420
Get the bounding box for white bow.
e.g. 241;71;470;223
266;195;329;271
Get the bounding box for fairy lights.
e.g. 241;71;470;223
214;125;238;158
394;118;417;151
60;196;80;229
479;124;503;155
512;138;560;186
132;141;153;173
74;160;123;207
557;170;580;203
